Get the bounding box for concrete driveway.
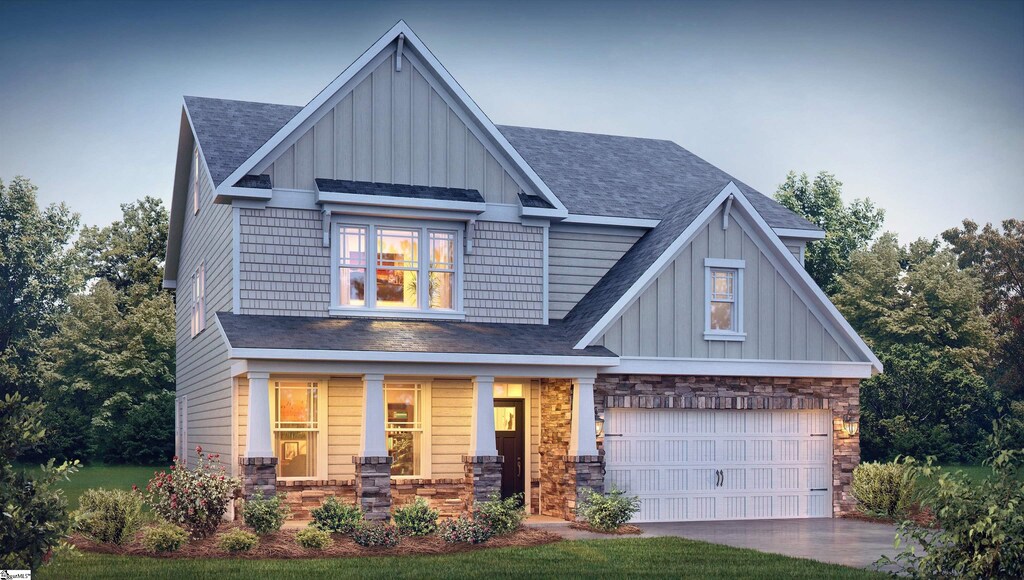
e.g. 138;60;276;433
637;518;902;569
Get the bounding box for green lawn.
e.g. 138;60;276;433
18;463;161;510
41;537;884;579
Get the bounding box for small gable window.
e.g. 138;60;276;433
704;258;745;341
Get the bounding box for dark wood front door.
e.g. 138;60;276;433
494;399;525;499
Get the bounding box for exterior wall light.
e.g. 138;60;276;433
595;412;605;438
842;414;859;437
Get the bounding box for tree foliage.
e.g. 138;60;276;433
0;177;81;398
943;219;1024;397
835;233;999;462
75;196;169;296
775;171;884;295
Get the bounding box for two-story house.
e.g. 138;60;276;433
164;21;881;523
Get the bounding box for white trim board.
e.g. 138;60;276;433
229;347;618;367
604;357;874;379
215;21;567;215
773;227;826;240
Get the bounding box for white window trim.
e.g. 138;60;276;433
704;258;745;341
384;380;432;480
329;216;465;320
193;148;200;215
190;262;206;337
175;395;187;460
271;378;329;482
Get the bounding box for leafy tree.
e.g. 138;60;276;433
0;177;81;398
835;233;998;461
0;392;79;571
75;196;169;296
37;281;175;463
775;171;884;295
943;219;1024;396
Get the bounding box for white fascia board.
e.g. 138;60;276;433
561;214;661;228
773;227;826;240
214;186;272;204
605;357;874;379
573;182;741;349
315;190;485;214
728;190;883;374
215;21;566;213
162;279;177;289
242;359;600;379
521;206;568;219
229;347;618;367
322;202;477;223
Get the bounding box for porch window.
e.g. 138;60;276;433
704;258;745;341
385;383;423;477
273;381;320;478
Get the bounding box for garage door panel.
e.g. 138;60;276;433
605;408;832;523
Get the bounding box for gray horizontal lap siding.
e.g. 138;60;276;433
238;214;543;324
176;144;235;465
548;224;643;320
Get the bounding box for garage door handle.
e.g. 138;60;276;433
715;469;722;487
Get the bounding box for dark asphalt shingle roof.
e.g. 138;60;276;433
518;191;555;209
217;313;616;358
234;174;272;189
184;96;301;187
497;125;818;231
315;179;485;203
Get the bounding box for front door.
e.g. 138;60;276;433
494;399;525;499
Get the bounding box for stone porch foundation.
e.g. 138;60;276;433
239;457;278;499
463;455;503;506
595;375;861;516
353;456;392;520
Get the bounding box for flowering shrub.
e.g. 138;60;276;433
295;526;333;550
392;497;439;536
140;522;189;553
351;521;400;548
218;528;258;553
242;491;290;535
74;488;145;544
473;492;525;535
142;446;239;539
310;496;362;533
438;516;492;544
576;488;641;532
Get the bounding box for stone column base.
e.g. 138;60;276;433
463;455;503;506
564;454;604;520
239;457;278;499
353;456;392;520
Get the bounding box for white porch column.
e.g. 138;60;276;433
360;373;388;457
569;377;599;456
468;375;498;456
245;371;273;457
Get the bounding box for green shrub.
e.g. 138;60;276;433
880;423;1024;578
851;458;920;519
352;521;400;548
74;488;146;544
241;491;290;535
295;526;333;550
218;528;258;553
310;496;362;533
438;516;492;544
392;497;439;536
142;446;240;538
140;522;189;553
0;393;80;572
473;492;525;535
576;488;641;532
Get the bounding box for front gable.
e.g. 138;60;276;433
597;204;857;362
223;21;564;213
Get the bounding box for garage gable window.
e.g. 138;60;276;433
704;258;745;341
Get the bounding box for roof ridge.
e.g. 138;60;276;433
184;95;301;108
497;124;676;144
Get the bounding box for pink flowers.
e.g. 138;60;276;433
141;445;240;539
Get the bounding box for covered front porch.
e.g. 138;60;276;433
230;362;606;521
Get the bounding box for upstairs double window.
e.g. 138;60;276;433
333;220;461;317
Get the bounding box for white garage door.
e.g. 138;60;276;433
604;408;832;522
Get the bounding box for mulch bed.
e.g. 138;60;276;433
842;505;936;527
569;522;643;535
70;522;562;560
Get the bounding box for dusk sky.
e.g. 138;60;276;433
1;0;1021;242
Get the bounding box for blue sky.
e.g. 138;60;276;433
1;0;1021;241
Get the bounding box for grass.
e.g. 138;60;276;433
18;463;161;510
40;537;884;579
